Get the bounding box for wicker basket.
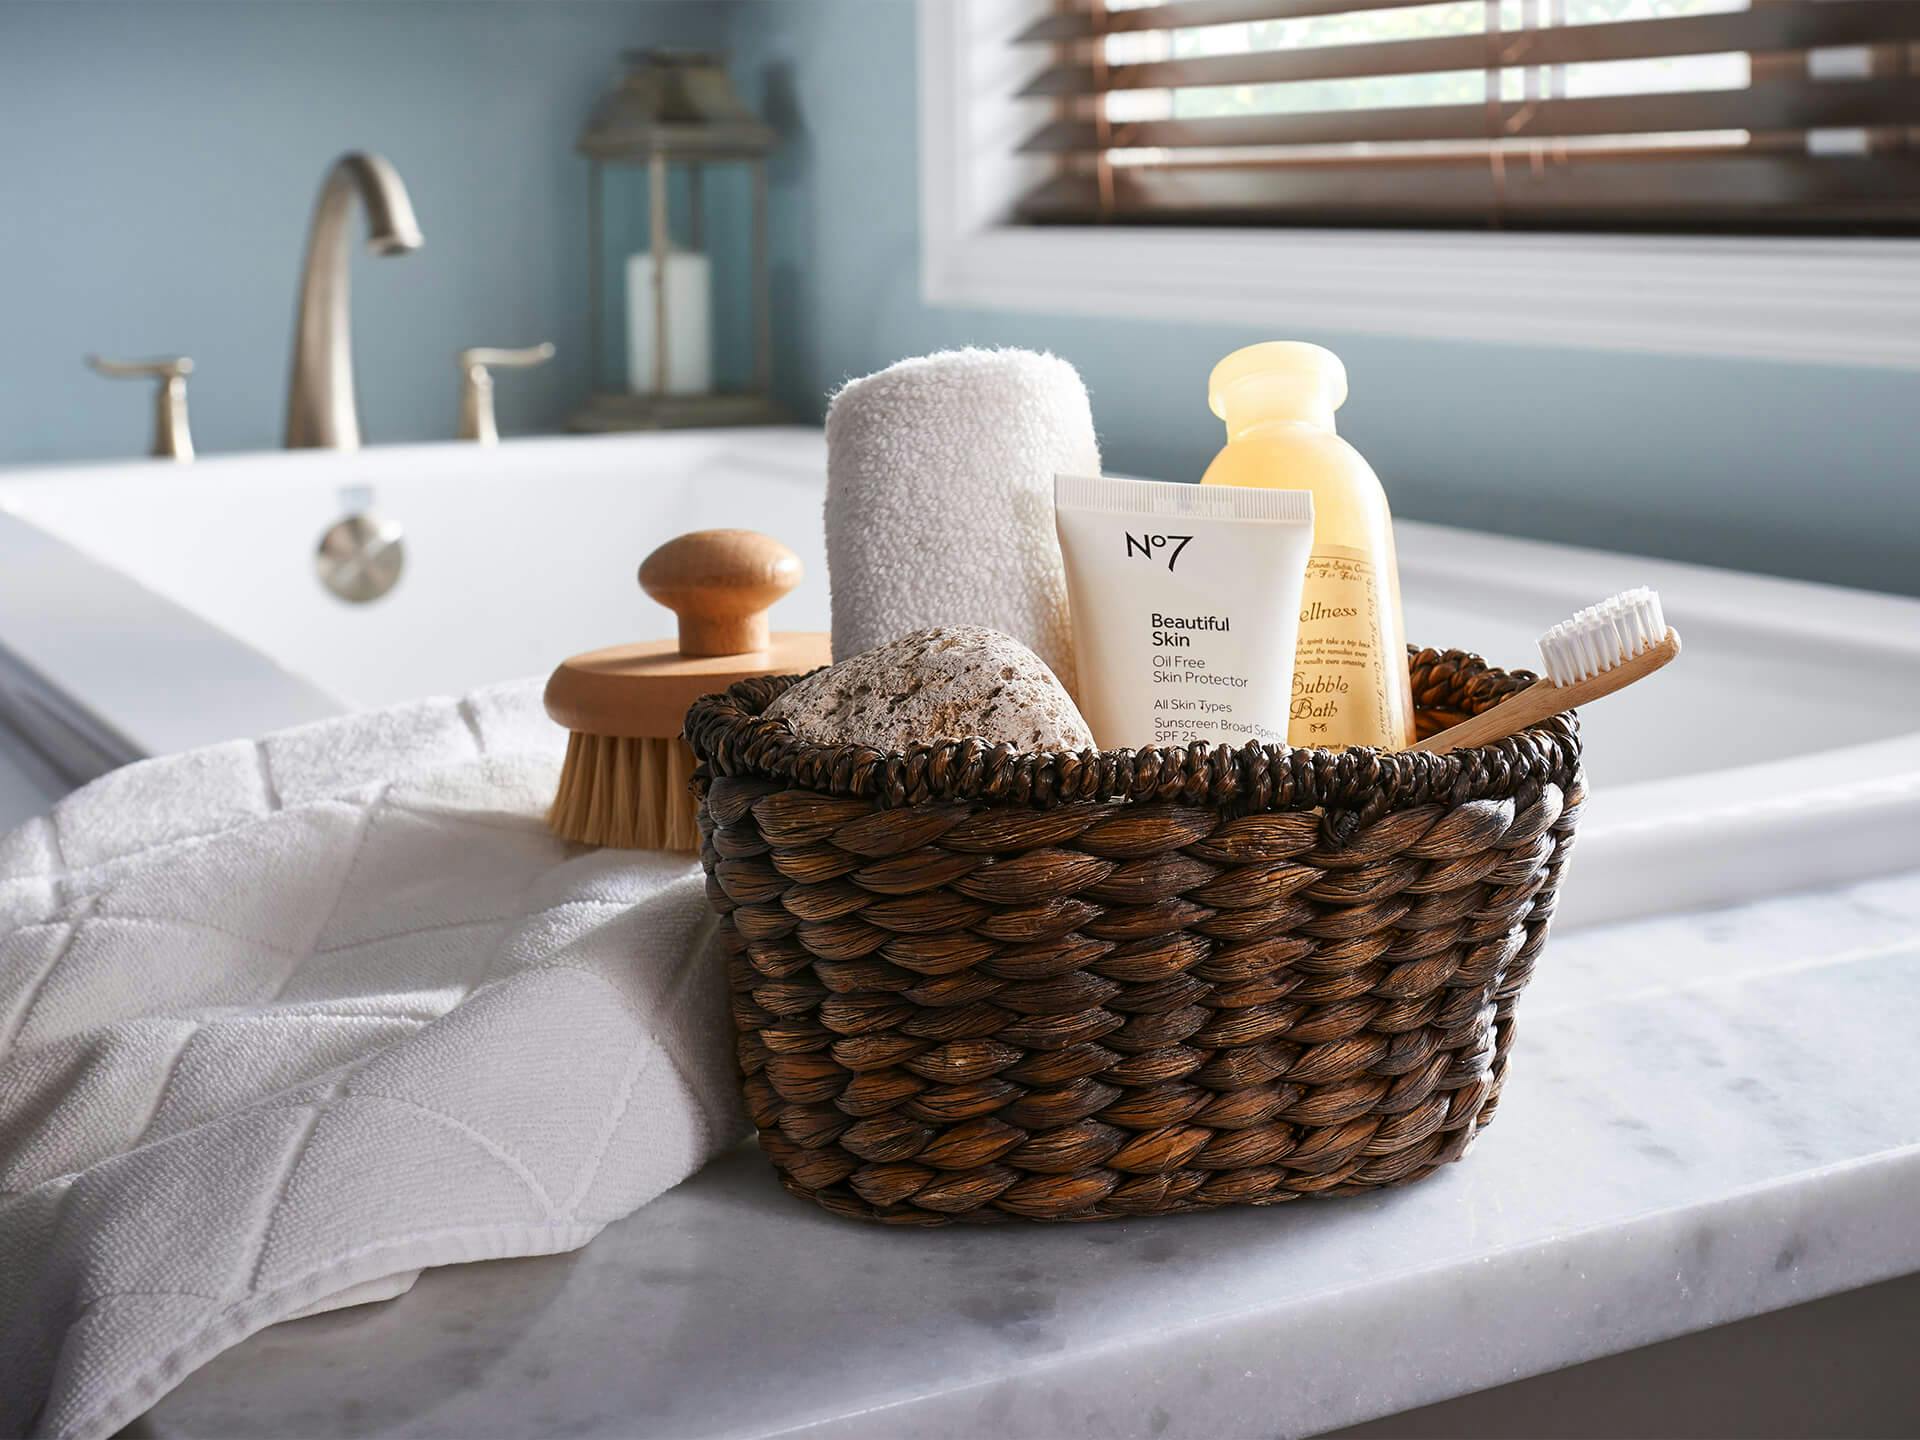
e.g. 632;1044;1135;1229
686;646;1584;1225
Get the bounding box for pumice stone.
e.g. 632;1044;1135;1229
763;625;1093;752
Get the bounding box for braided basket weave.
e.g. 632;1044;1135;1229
686;646;1584;1225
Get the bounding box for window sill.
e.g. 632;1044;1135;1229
923;222;1920;369
918;0;1920;370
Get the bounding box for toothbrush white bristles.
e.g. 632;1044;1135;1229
1410;586;1679;755
1537;587;1667;688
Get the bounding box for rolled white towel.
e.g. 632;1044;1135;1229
824;347;1098;693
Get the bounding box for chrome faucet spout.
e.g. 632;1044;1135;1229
285;152;422;450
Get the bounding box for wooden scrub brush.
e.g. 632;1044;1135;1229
543;529;829;851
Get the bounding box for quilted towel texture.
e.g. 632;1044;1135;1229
0;681;744;1440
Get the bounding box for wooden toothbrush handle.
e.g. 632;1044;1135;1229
1409;628;1682;755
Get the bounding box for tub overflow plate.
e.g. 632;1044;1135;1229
316;509;405;604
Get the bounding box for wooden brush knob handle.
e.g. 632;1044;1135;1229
638;529;802;657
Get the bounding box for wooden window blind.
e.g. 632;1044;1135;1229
1013;0;1920;230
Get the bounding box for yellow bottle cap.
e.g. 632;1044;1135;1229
1208;341;1348;433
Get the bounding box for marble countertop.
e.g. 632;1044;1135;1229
133;872;1920;1440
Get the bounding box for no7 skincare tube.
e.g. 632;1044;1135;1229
1054;473;1313;751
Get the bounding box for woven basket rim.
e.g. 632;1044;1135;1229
685;644;1582;829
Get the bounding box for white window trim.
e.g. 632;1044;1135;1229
918;0;1920;370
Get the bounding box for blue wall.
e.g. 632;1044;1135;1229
0;0;722;463
4;1;1913;594
730;0;1920;596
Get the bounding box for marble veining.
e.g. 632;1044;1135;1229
130;872;1920;1439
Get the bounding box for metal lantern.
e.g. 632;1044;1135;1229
570;51;781;432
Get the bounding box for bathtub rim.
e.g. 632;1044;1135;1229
3;435;1919;930
0;511;343;785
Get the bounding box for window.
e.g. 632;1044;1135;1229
1014;0;1920;230
917;0;1920;364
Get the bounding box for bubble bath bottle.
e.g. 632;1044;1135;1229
1201;342;1414;751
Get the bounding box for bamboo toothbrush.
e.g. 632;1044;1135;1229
543;529;830;851
1411;587;1680;756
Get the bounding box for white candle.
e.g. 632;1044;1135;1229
626;250;713;397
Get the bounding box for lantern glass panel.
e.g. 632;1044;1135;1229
592;160;764;397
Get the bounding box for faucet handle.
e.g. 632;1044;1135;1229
86;354;195;461
459;344;555;371
88;354;193;381
458;343;554;444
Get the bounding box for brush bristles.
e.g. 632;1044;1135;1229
1538;586;1667;688
547;732;702;852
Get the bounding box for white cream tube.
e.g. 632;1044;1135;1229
1055;473;1314;751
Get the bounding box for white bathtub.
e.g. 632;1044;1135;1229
4;426;1918;928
